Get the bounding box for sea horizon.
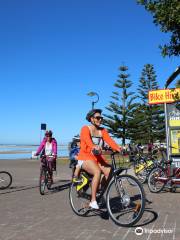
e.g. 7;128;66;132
0;144;69;160
0;143;69;147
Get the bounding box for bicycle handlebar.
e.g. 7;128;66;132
110;151;121;156
103;146;120;154
41;155;56;158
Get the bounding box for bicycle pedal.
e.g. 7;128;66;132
72;178;83;184
96;192;101;198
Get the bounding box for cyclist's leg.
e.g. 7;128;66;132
98;161;111;190
47;158;53;183
73;166;80;177
74;160;82;177
72;163;82;183
40;156;46;167
98;161;111;178
82;160;101;202
53;158;56;171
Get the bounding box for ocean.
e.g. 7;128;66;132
0;145;69;160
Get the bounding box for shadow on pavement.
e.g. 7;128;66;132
49;180;71;193
81;206;158;227
80;208;109;220
0;180;71;195
132;207;158;227
73;197;158;227
0;185;38;195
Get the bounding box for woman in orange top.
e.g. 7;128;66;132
77;109;121;209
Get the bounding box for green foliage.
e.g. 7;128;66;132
133;64;165;143
176;79;180;88
104;65;137;145
137;0;180;57
104;64;166;144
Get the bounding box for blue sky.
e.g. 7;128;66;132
0;0;179;144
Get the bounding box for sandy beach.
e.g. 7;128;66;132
0;151;32;154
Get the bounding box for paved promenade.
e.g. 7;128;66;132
0;159;179;240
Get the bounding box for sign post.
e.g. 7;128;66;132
40;123;47;143
148;66;180;166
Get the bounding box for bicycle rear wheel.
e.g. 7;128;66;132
39;168;48;195
148;167;166;193
69;179;91;216
106;174;145;227
0;171;12;190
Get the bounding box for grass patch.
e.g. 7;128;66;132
57;157;69;165
56;154;132;168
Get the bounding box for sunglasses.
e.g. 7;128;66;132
94;116;103;121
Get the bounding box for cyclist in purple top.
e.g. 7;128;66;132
35;130;57;183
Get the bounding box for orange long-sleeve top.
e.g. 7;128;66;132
77;125;120;163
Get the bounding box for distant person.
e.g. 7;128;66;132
137;142;144;153
148;141;153;153
128;144;134;162
69;135;80;168
35;130;57;184
69;136;81;182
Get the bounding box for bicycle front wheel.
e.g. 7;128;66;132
106;174;145;227
148;167;166;193
39;169;48;195
0;171;12;190
69;182;91;216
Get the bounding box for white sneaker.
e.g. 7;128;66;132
89;201;99;210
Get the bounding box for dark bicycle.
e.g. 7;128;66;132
69;151;146;227
148;147;180;193
39;155;55;195
0;171;12;190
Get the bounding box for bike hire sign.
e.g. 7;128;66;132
148;88;180;105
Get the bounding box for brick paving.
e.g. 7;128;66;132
0;159;179;240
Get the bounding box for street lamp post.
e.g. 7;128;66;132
87;91;99;109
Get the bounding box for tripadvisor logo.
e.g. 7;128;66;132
135;227;143;236
135;227;174;236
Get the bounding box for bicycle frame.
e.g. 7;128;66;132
154;163;180;186
41;155;54;172
81;152;127;200
110;153;127;196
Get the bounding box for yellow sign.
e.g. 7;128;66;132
148;88;180;105
170;130;180;154
169;119;180;127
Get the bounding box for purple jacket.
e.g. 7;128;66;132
36;138;57;156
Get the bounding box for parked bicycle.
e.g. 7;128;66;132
148;158;180;193
39;155;55;195
0;171;12;190
69;151;145;227
131;148;159;184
